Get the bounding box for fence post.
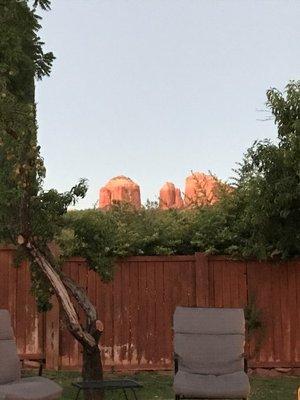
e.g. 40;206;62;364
195;253;210;307
45;296;60;370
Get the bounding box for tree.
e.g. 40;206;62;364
191;81;300;260
0;1;104;394
230;81;300;259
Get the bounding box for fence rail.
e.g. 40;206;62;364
0;248;299;371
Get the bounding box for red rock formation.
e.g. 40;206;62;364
184;172;219;206
99;187;111;209
99;176;141;209
99;172;223;210
159;182;183;209
175;187;184;208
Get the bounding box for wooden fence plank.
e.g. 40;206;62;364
145;261;156;367
280;264;291;363
295;261;300;362
112;262;123;367
137;260;148;368
60;262;71;369
15;262;27;355
271;264;282;363
287;262;297;365
154;261;167;367
195;253;209;306
0;250;9;310
45;296;60;370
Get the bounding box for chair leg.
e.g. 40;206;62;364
175;395;180;400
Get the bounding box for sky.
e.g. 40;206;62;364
36;0;300;209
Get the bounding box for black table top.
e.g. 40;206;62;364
72;379;143;390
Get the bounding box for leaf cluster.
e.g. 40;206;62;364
58;203;199;281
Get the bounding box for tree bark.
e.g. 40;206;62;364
62;273;105;399
26;242;95;347
82;341;103;400
23;240;104;399
82;345;103;381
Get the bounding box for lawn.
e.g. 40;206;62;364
38;370;300;400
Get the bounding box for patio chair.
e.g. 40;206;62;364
173;307;250;399
0;309;62;400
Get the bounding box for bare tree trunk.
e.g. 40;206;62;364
62;274;104;400
82;345;103;381
82;343;103;400
23;240;104;400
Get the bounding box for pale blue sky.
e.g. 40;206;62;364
36;0;300;209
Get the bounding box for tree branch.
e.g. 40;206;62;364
61;275;103;345
26;241;97;350
61;274;103;336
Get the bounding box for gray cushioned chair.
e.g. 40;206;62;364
0;310;62;400
173;307;250;399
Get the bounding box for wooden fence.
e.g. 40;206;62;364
0;248;299;371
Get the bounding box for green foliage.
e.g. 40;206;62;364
227;81;300;259
189;81;300;260
30;261;54;312
59;203;199;280
59;82;300;274
244;295;263;334
0;0;88;310
0;0;88;243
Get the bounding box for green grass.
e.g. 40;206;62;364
33;370;300;400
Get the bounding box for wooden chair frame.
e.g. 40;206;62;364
19;353;46;376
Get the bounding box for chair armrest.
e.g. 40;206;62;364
19;354;46;376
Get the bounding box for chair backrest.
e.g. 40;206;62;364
174;307;246;376
0;310;21;384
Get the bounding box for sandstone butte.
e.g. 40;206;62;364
99;176;141;209
184;172;219;206
159;182;184;209
99;172;221;210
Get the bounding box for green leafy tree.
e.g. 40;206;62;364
0;1;104;392
229;81;300;259
191;81;300;259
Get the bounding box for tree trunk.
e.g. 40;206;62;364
23;240;105;400
82;344;104;400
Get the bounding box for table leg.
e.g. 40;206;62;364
122;388;129;400
130;388;138;400
75;388;82;400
